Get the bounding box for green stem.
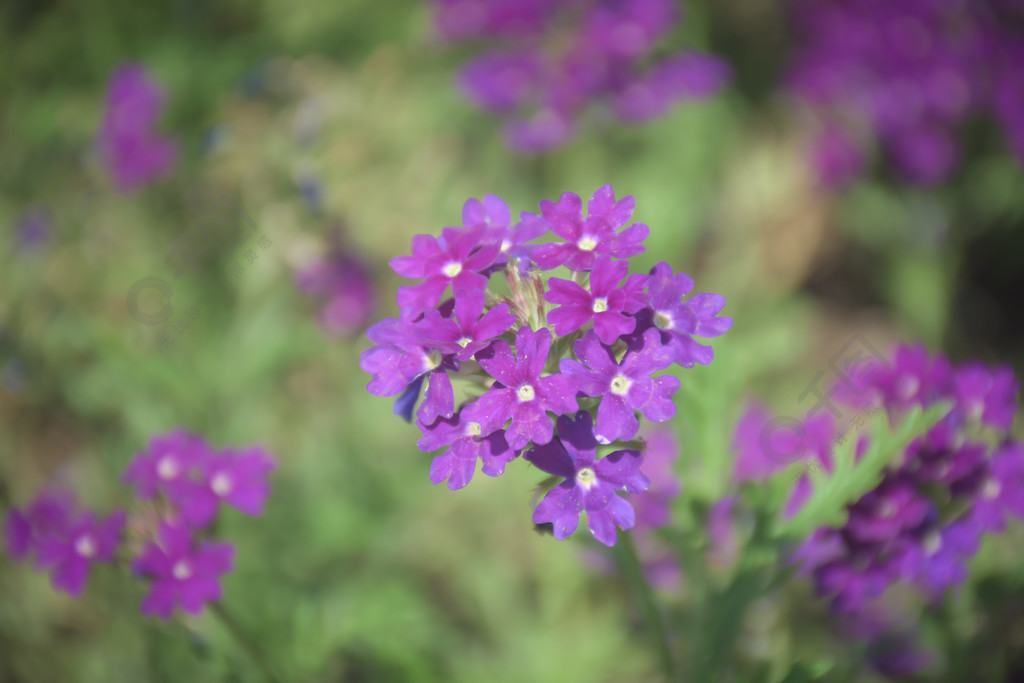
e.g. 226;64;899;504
210;602;286;683
614;533;676;681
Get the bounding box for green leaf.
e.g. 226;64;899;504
773;403;951;539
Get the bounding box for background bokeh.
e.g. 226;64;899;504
1;0;1022;681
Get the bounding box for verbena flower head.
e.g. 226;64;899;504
98;64;178;192
785;0;1024;187
5;431;275;618
295;234;376;337
361;185;732;546
733;344;1021;612
431;0;730;152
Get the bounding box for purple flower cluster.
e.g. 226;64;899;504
360;185;731;546
431;0;730;152
98;64;178;192
786;0;1024;187
4;430;274;619
734;344;1022;612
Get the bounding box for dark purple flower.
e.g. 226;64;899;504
559;329;678;443
98;64;177;192
531;186;649;271
123;430;211;500
390;228;501;314
545;256;648;345
462;326;579;450
417;411;517;490
414;289;516;361
134;521;234;619
36;511;125;598
173;446;276;528
899;518;981;595
634;261;732;368
527;411;650;546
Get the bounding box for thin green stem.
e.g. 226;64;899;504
209;602;286;683
614;533;676;681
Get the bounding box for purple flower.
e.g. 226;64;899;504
870;344;952;412
526;411;650;546
417;411;517;490
614;53;731;122
811;126;865;189
134;522;234;619
971;441;1024;532
359;317;459;424
462;326;579;450
390;228;501;313
559;329;678;443
953;363;1019;430
632;426;682;531
4;489;76;562
173;446;276;528
545;256;648;345
459;52;544;113
36;511;125;598
415;289;516;361
531;186;649;271
123;430;211;500
898;519;981;595
634;261;732;368
98;64;177;192
295;240;375;337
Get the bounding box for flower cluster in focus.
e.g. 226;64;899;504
786;0;1024;187
734;344;1022;612
360;184;732;546
4;431;275;619
98;64;178;192
431;0;730;152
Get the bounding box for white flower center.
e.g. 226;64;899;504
500;239;512;253
466;421;482;437
157;455;179;480
592;297;608;313
424;350;442;372
457;337;472;348
982;478;1001;500
577;236;597;252
610;374;631;395
172;560;192;581
517;384;536;402
897;375;920;400
576;467;597;488
442;261;463;278
211;473;233;497
75;535;96;558
653;311;673;330
923;532;942;556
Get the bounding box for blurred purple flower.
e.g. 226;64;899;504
295;242;375;337
36;511;125;597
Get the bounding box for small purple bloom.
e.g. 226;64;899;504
634;261;732;368
98;64;178;192
415;289;516;361
36;510;125;598
134;521;234;619
390;228;501;313
462;326;579;450
531;186;649;271
527;411;650;547
545;256;648;345
123;430;211;500
632;426;682;531
870;344;952;412
559;329;678;443
294;239;375;337
899;519;981;595
417;411;518;490
173;446;276;528
971;441;1024;532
